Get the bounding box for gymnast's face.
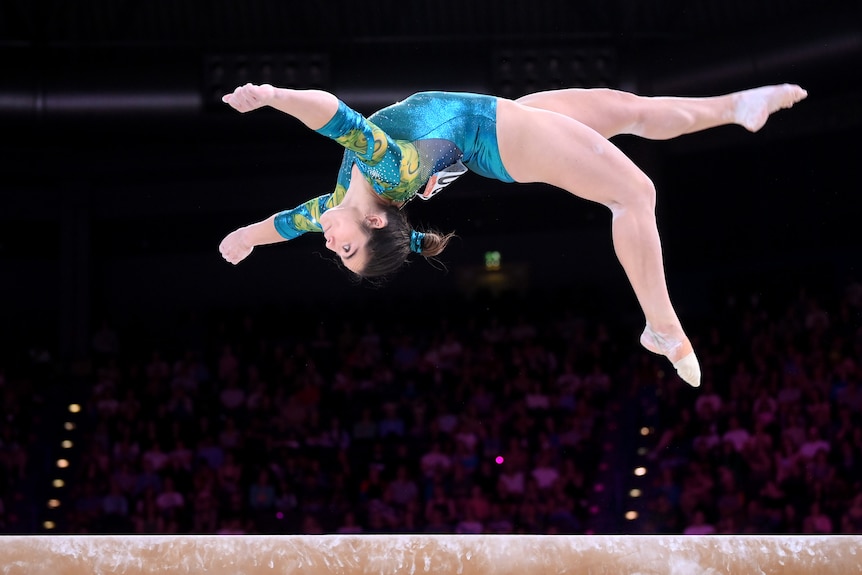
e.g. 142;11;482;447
319;207;387;273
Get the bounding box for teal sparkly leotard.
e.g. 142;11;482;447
273;92;515;240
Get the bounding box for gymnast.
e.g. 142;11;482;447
218;82;807;388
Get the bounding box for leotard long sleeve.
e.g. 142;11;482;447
273;92;514;240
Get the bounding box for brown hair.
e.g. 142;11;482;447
357;204;455;279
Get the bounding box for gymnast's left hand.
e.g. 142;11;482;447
221;83;276;113
219;228;254;265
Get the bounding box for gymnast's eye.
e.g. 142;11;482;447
342;244;350;253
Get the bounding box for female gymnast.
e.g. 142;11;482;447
218;82;807;388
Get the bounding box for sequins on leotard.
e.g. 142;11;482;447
274;92;513;240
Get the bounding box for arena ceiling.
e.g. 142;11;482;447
1;0;860;220
2;0;859;113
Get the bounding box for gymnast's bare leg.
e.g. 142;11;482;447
498;85;804;387
516;84;807;140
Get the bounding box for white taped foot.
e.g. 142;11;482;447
640;324;701;388
733;84;808;132
673;352;701;388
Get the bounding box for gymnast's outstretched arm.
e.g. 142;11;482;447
219;214;284;265
220;186;347;265
222;83;339;130
219;84;403;266
219;85;348;265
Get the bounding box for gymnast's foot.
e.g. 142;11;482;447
640;323;701;388
733;84;808;132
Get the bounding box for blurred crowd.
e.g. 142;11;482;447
47;296;610;535
1;279;860;536
636;281;862;535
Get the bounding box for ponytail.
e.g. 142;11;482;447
413;229;455;258
356;204;455;280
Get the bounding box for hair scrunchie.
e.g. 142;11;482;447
409;230;425;254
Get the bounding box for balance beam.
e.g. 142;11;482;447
1;534;859;575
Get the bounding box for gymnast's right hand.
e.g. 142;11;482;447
219;228;254;265
221;83;276;113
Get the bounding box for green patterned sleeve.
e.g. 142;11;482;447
273;186;346;240
316;100;403;187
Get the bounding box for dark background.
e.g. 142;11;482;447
1;0;860;362
1;0;862;539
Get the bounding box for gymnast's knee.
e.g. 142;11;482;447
608;174;656;215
